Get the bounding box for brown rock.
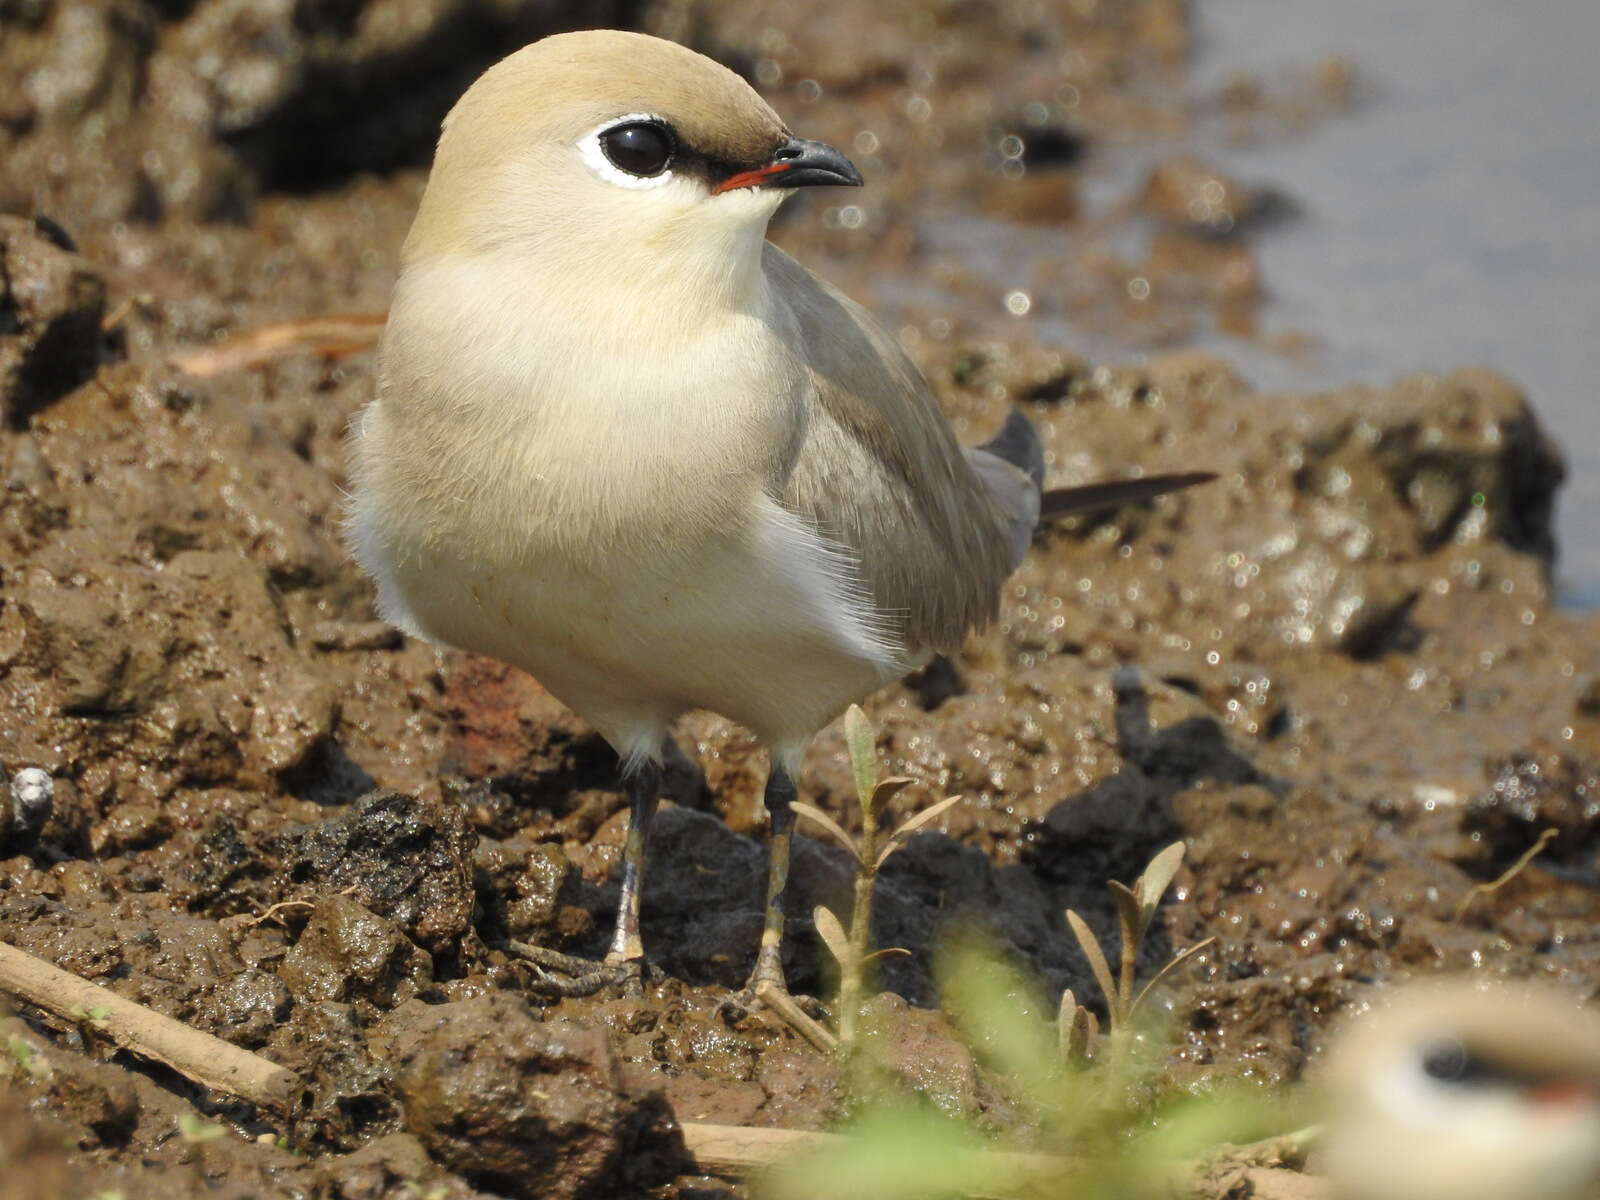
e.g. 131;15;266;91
194;965;293;1050
1140;153;1272;235
474;836;592;947
316;1132;443;1200
87;801;172;855
0;1061;104;1198
280;893;432;1006
387;993;650;1200
0;213;106;425
866;992;981;1119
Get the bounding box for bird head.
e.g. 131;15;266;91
1318;979;1600;1200
403;30;860;304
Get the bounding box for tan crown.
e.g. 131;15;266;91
405;30;789;258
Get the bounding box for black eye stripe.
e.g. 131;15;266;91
1419;1037;1575;1092
600;120;675;178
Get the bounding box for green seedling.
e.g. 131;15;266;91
70;1003;113;1029
8;1033;53;1081
794;704;962;1052
1064;842;1215;1085
177;1113;228;1143
764;774;1278;1200
766;933;1286;1200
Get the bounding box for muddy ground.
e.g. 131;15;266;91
1;1;1597;1197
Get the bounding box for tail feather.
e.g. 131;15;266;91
1039;471;1216;518
967;408;1214;565
965;410;1045;569
977;408;1046;489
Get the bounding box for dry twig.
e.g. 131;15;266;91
167;313;386;377
0;940;299;1111
1452;827;1559;922
754;979;838;1053
677;1120;1330;1196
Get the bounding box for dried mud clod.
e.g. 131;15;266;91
0;214;109;427
276;790;478;957
279;893;434;1009
382;993;674;1200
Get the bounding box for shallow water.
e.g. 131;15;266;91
1189;0;1600;605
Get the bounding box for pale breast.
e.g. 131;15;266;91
348;256;911;758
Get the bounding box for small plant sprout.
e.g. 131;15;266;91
71;1002;113;1029
7;1033;52;1082
177;1112;228;1143
763;839;1284;1200
792;704;962;1052
1064;841;1214;1082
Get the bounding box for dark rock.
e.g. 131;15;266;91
276;1000;401;1149
172;815;270;913
1034;766;1174;878
280;894;432;1006
385;993;653;1200
0;213;106;425
277;790;476;955
634;806;794;990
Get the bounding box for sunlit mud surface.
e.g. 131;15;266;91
1;2;1596;1197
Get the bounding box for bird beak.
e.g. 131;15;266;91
713;136;863;194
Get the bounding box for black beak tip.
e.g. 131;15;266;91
772;135;863;189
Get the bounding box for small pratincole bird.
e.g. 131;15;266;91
1319;979;1600;1200
347;29;1209;1001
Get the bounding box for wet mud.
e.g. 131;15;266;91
1;2;1596;1197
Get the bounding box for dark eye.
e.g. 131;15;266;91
1421;1038;1474;1083
600;121;675;178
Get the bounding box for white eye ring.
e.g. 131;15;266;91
577;113;676;190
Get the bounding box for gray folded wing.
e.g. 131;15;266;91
763;245;1025;655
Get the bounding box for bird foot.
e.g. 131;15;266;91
503;940;658;999
723;950;824;1019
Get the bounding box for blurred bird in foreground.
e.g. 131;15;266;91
347;30;1210;1003
1319;978;1600;1200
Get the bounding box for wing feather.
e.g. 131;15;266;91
762;244;1023;653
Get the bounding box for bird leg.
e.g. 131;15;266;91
745;764;797;997
516;759;661;998
606;758;662;970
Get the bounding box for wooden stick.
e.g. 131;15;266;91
676;1120;1327;1190
167;313;386;378
0;940;299;1112
680;1122;825;1175
678;1123;1061;1178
